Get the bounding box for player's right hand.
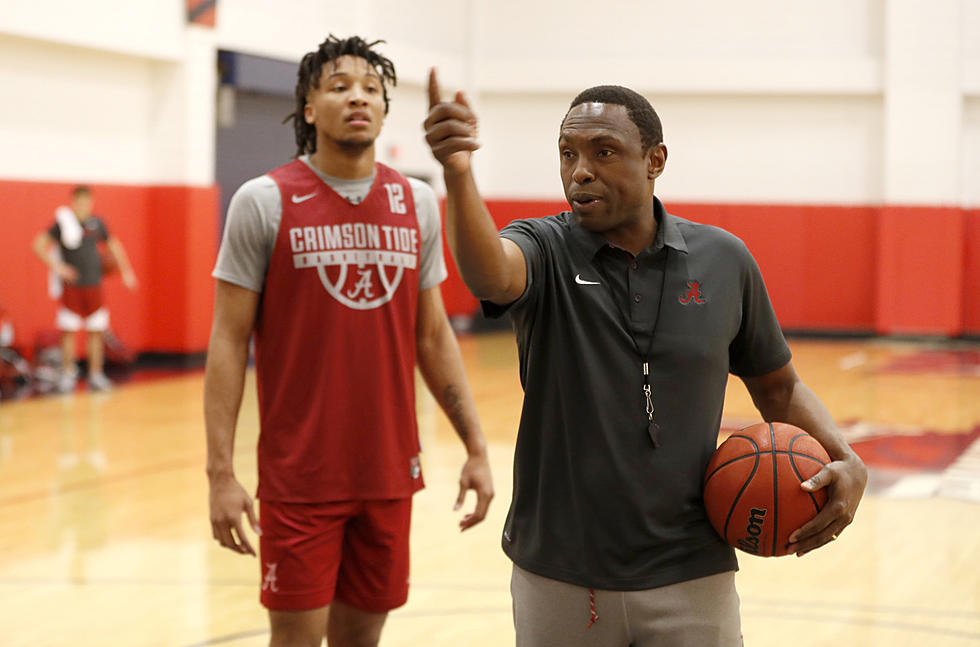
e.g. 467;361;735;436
56;262;78;283
122;270;138;291
424;67;480;175
208;475;260;556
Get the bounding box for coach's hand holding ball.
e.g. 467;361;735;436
705;421;865;558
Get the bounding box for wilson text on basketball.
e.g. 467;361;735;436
736;507;767;554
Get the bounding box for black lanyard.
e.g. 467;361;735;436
595;246;670;448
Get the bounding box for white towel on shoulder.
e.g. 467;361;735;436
55;206;83;249
49;205;82;299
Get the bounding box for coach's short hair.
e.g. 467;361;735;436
567;85;663;150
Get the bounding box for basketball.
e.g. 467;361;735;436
704;422;831;557
100;247;118;275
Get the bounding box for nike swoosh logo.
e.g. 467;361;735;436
291;192;317;204
575;274;600;285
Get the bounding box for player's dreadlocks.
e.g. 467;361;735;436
285;35;397;157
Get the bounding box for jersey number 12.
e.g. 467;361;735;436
384;183;407;215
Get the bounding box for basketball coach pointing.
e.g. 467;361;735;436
424;69;867;646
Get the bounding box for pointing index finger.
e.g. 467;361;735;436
428;67;442;110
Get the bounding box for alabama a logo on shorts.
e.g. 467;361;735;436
289;184;418;311
262;562;280;592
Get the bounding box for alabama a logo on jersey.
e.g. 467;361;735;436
288;183;418;310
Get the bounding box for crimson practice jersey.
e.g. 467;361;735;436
250;160;425;502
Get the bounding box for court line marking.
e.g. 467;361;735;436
187;604;980;647
0;445;253;509
739;597;980;620
184;628;268;647
0;576;254;587
742;609;980;642
184;609;515;647
4;572;977;625
0;457;201;508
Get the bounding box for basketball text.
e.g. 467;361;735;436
736;507;767;554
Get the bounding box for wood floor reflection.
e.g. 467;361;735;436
0;333;977;646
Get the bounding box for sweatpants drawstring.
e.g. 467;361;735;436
587;588;598;628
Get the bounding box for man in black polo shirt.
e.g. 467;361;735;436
424;72;868;647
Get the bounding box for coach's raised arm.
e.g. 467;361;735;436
424;68;527;306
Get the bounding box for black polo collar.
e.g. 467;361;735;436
567;196;689;260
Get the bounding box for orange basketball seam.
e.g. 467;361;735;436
705;434;759;484
706;422;832;557
787;433;825;513
768;422;779;557
721;453;760;544
704;453;760;483
706;450;826;483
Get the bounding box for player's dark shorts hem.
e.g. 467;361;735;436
261;588;334;612
258;499;412;614
260;590;408;614
61;284;104;317
335;589;409;614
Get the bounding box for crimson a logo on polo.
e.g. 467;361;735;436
289;188;418;310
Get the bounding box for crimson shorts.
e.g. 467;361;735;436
57;285;108;332
61;284;104;317
258;498;412;613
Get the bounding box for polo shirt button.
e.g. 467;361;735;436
633;294;642;303
631;262;638;270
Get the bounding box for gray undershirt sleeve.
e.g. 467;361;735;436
212;167;447;294
409;178;448;292
212;176;280;293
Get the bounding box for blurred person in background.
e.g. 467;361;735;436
32;185;137;393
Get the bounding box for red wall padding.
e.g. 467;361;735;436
143;186;220;351
2;181;977;359
438;199;567;324
445;200;980;337
667;203;879;331
0;180;218;357
963;209;980;335
875;206;965;336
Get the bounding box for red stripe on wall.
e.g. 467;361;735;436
2;181;977;360
963;209;980;335
144;186;220;351
442;200;980;337
668;203;879;331
439;199;567;325
876;206;965;336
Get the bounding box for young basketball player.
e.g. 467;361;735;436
32;185;138;392
204;37;493;647
424;72;867;646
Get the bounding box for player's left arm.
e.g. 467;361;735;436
415;286;494;531
741;361;867;556
106;236;138;290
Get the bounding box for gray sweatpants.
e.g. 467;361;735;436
511;565;742;647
